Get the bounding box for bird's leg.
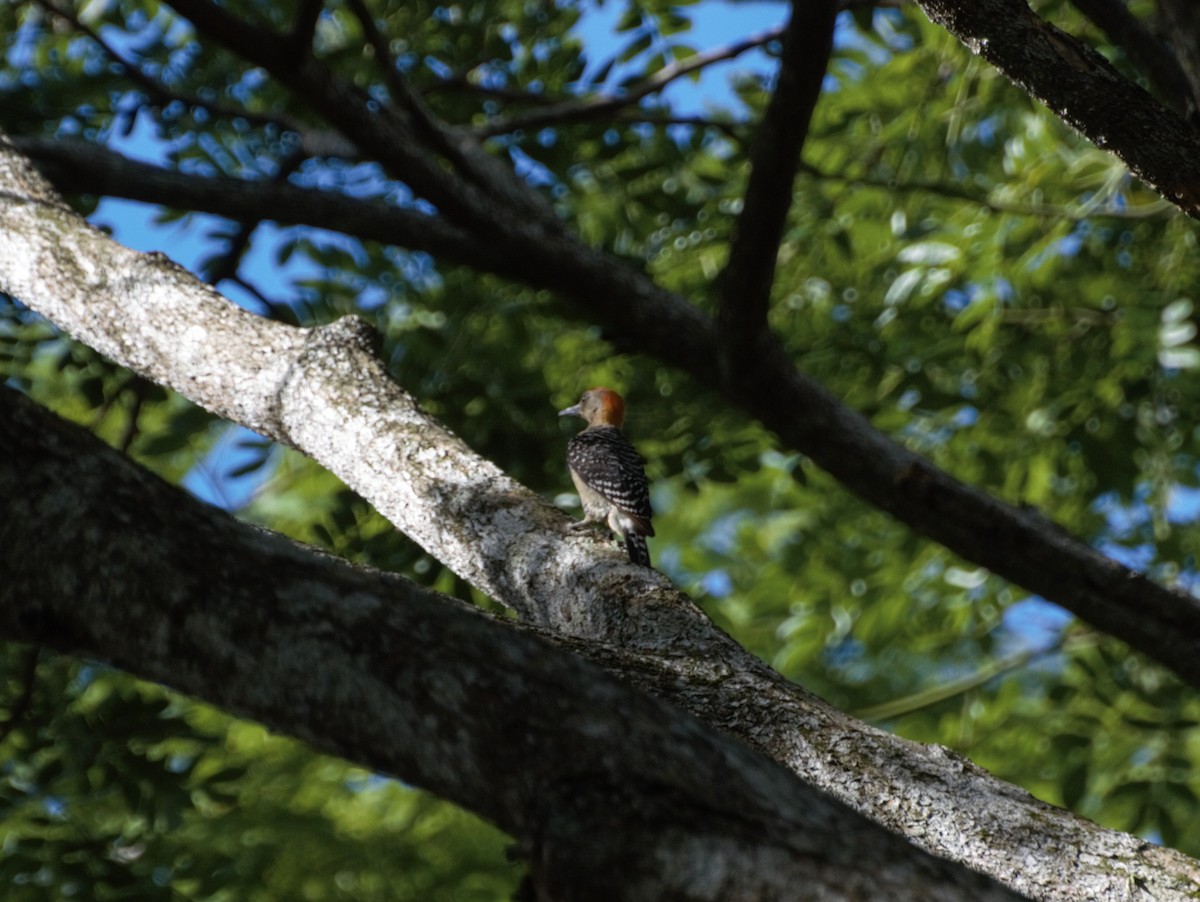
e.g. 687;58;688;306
569;513;606;533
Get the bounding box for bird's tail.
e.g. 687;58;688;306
625;533;652;568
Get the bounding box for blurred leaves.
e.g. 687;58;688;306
4;0;1200;894
0;650;517;900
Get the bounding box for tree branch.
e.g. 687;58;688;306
3;388;1028;902
797;160;1176;219
475;25;785;139
1066;0;1196;118
201;147;307;287
26;0;350;157
15;129;1200;703
911;0;1200;217
12;136;514;276
853;633;1093;722
339;0;553;222
2;130;1198;900
163;0;556;227
715;0;838;373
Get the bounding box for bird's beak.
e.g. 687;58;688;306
558;404;581;418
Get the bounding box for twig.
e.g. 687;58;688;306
476;25;785;139
203;147;308;286
799;161;1177;220
230;275;295;322
854;632;1095;722
614;112;748;140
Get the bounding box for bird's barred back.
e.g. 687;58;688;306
566;426;653;523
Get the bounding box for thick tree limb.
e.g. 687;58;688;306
715;0;837;373
2;388;1026;902
19;118;1200;702
185;0;1200;690
128;3;1200;696
1066;0;1196;117
911;0;1200;217
2;132;1198;900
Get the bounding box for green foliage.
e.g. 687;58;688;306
0;651;517;900
4;0;1200;894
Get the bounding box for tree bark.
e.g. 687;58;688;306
1;386;1025;902
2;132;1199;900
17;122;1200;695
912;0;1200;214
9;0;1200;696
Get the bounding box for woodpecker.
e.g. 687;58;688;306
558;387;655;567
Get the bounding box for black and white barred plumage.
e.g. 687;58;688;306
559;389;655;567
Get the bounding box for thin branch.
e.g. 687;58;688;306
161;0;553;227
715;0;838;372
204;220;257;286
425;76;563;103
798;161;1178;220
229;275;296;323
32;0;167;105
342;0;407;102
854;633;1098;722
341;0;557;223
28;0;356;158
16;133;1200;703
203;147;307;286
476;25;785;139
615;112;749;140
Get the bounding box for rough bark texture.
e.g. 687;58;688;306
18;128;1200;694
912;0;1200;215
1;388;1025;902
2;133;1200;899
